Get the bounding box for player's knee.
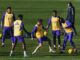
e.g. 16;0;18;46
69;40;73;43
39;43;42;47
57;35;60;38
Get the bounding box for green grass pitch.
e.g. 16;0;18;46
0;0;80;60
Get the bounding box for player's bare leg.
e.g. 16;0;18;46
57;36;61;49
53;35;56;49
1;33;6;47
10;40;17;56
22;40;28;57
47;38;56;53
32;43;42;55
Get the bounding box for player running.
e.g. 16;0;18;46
60;19;77;53
1;6;16;47
31;19;55;55
46;10;61;49
10;14;28;57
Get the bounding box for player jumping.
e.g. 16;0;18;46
1;6;15;47
31;19;55;55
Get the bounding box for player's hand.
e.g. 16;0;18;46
46;26;48;30
31;38;34;40
44;31;48;36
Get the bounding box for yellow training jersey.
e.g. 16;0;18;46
35;24;43;39
62;23;73;33
51;16;61;30
4;12;13;27
14;20;22;36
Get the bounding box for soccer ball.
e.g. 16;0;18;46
68;48;73;54
44;31;48;36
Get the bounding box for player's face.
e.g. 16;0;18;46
37;22;42;25
7;9;12;13
68;3;70;7
52;12;56;16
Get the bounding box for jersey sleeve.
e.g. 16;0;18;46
31;26;37;38
20;22;29;34
47;18;51;29
1;12;5;27
66;21;72;28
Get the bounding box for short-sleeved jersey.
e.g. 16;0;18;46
4;12;14;27
51;16;61;30
14;20;22;36
35;24;43;39
62;22;73;33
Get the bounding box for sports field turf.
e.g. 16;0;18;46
0;0;80;60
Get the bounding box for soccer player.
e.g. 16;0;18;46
61;19;76;53
10;14;28;57
31;19;55;55
66;2;77;35
46;10;61;49
1;6;16;46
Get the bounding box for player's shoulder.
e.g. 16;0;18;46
57;16;60;18
66;21;71;24
35;24;38;27
2;12;6;16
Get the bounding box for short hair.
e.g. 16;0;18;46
7;6;12;10
38;18;43;23
18;14;23;20
68;2;72;6
60;18;65;23
52;10;57;14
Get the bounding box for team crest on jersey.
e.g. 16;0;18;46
15;22;19;25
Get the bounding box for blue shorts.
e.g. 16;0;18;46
3;27;13;37
14;36;24;43
52;30;60;36
64;32;73;41
38;36;49;44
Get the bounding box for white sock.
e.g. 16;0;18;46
2;43;4;45
12;43;14;46
54;45;56;48
24;51;27;57
49;46;52;51
10;50;13;56
58;45;61;48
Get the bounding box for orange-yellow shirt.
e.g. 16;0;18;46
62;23;73;33
51;16;61;30
35;24;44;38
14;20;22;36
4;12;14;27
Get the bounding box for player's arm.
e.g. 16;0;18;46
13;13;16;21
21;22;30;35
42;26;46;30
59;17;64;27
71;7;74;23
66;21;72;28
31;26;37;39
46;18;51;30
1;13;5;28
